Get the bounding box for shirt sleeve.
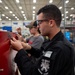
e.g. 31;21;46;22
26;36;33;43
14;49;36;75
31;36;44;49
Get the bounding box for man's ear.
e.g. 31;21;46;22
49;20;53;27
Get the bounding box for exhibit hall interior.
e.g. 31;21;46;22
0;0;75;75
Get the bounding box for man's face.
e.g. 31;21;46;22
29;27;36;35
36;13;51;36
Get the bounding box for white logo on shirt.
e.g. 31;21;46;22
38;51;53;75
41;59;50;72
44;51;52;58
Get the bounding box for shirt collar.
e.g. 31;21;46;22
50;31;64;42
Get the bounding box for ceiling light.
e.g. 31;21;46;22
19;6;22;9
24;16;27;20
62;14;64;16
0;18;2;21
49;0;53;3
70;14;73;16
13;14;15;16
66;11;68;13
33;13;35;20
9;11;13;13
33;6;36;9
62;18;64;20
33;0;36;3
21;11;24;13
5;6;8;9
9;19;11;20
71;7;74;10
33;16;35;20
15;16;17;18
16;0;19;3
2;14;5;16
0;0;2;3
23;14;25;16
33;14;35;16
59;6;62;9
66;16;68;18
33;11;35;13
6;17;8;19
17;18;19;20
65;0;69;4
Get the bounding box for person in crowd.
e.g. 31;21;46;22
16;27;22;35
10;4;74;75
17;21;44;49
16;21;44;62
25;21;44;49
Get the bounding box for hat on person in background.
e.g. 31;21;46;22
26;21;37;29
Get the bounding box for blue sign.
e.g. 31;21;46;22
13;22;18;25
2;26;12;32
64;31;70;41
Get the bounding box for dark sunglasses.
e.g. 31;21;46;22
36;19;49;25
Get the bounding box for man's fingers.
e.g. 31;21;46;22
17;33;20;37
12;37;17;41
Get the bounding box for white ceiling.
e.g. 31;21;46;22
0;0;75;21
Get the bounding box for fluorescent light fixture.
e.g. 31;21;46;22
33;16;35;20
66;16;68;18
33;13;35;20
0;0;2;3
9;11;13;13
33;11;35;13
65;0;69;4
19;6;22;9
9;19;11;20
62;18;64;20
33;14;35;16
6;17;8;19
15;16;17;18
21;11;24;13
17;18;19;20
23;14;25;16
66;11;68;13
59;6;62;9
33;0;36;3
71;7;74;10
70;14;73;16
62;14;64;16
0;19;1;20
49;0;53;3
24;16;27;20
2;14;5;16
33;6;36;9
16;0;19;3
13;14;15;16
5;6;8;9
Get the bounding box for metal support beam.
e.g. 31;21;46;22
63;0;66;33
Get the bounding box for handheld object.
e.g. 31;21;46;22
8;32;13;40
